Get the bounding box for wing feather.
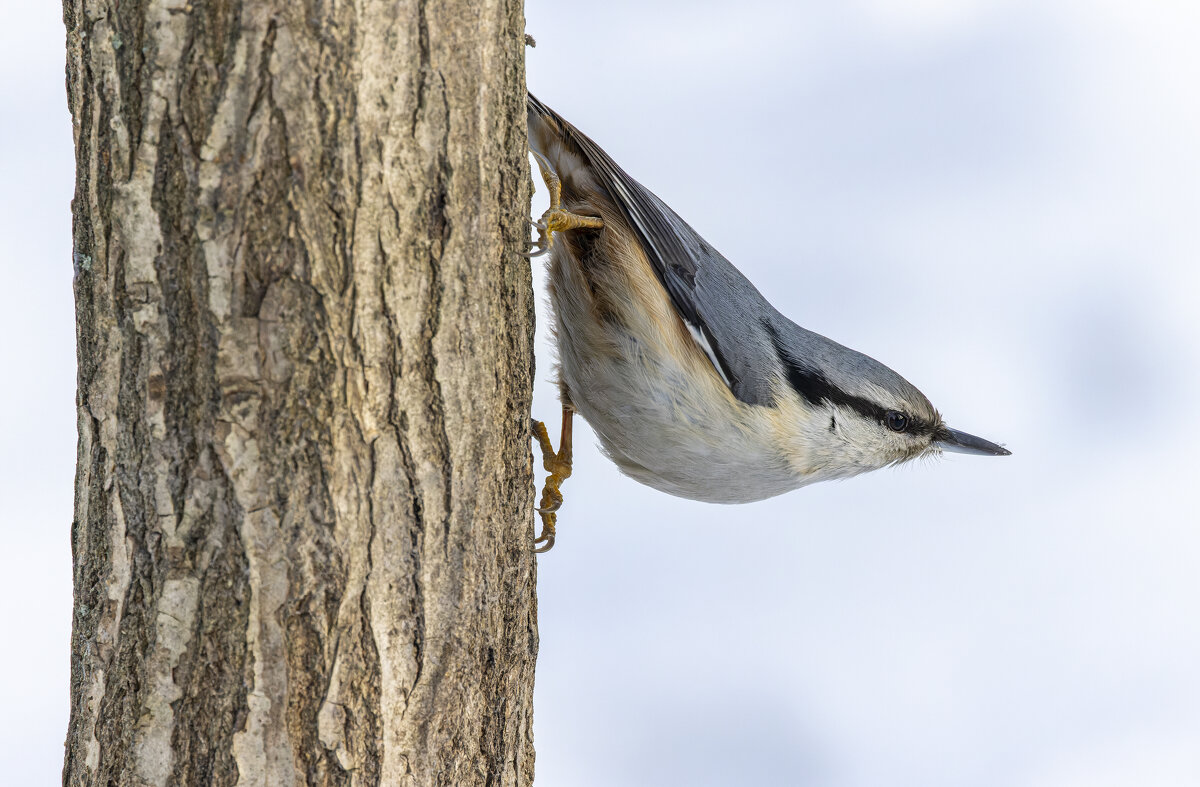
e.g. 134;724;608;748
528;94;778;403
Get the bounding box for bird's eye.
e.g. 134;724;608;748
885;411;909;432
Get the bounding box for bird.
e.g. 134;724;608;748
523;92;1010;552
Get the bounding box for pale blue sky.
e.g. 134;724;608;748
525;2;1199;786
2;1;1198;785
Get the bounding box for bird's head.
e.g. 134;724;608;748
768;329;1010;481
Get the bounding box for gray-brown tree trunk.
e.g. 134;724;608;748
63;1;537;784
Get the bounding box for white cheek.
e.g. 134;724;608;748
835;420;887;467
788;407;910;479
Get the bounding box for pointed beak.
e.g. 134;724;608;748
935;426;1011;456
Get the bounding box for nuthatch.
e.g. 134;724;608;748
524;93;1009;551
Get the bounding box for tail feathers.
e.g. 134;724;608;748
526;91;554;125
525;92;566;158
526;92;605;199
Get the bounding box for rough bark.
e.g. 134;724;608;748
63;0;536;784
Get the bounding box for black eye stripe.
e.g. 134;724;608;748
782;360;878;415
766;324;936;436
773;350;891;423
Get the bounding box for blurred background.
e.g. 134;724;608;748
3;1;1198;784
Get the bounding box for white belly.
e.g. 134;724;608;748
546;233;802;504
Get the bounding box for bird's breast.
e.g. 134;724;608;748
546;216;803;503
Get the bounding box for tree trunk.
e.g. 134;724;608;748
63;0;537;784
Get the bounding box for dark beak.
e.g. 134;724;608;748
935;426;1011;456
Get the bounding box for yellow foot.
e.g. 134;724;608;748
522;150;603;258
532;409;573;553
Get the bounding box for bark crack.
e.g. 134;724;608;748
65;0;536;783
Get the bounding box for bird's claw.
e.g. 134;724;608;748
521;209;604;258
533;527;555;553
519;150;603;260
531;413;573;553
520;218;553;258
536;486;563;514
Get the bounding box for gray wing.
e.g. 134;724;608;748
528;93;782;406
